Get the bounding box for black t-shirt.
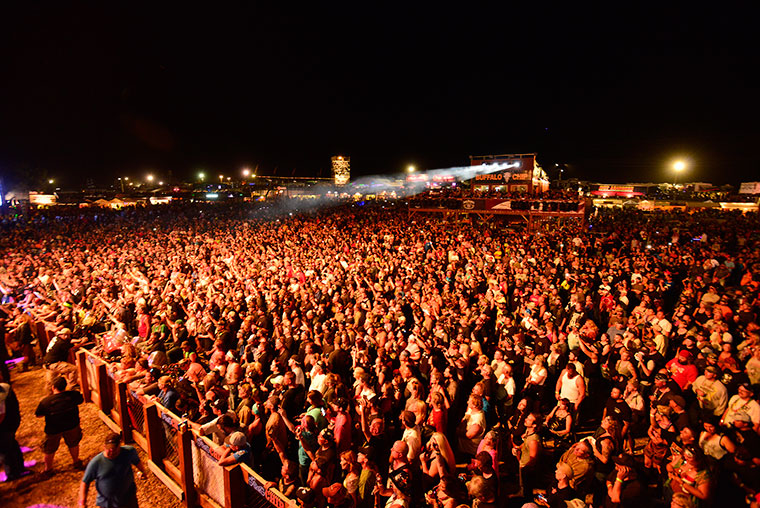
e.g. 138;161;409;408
281;385;305;421
366;433;390;471
547;485;579;508
733;429;760;458
722;370;750;396
35;390;84;434
44;337;73;365
0;319;8;360
16;321;33;345
533;335;551;357
604;398;632;424
0;384;21;432
670;411;690;431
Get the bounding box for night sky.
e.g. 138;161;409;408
1;3;758;187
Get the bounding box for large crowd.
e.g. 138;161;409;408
1;200;760;508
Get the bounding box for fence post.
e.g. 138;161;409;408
223;464;244;508
115;381;132;443
76;351;91;403
95;362;112;414
143;403;165;464
35;321;49;358
178;428;196;508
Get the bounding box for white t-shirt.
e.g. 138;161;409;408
498;376;516;405
402;426;421;461
657;318;673;336
309;372;327;394
724;395;760;426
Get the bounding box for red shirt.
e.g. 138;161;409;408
665;359;698;390
333;412;352;453
430;408;446;434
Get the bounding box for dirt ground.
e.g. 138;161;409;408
0;366;183;508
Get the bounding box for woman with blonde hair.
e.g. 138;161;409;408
405;377;428;426
524;354;548;401
475;430;500;475
457;394;486;459
427;391;448;434
421;432;456;482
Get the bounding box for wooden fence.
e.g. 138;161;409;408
75;349;295;508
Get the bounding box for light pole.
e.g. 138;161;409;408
672;160;686;190
118;177;124;193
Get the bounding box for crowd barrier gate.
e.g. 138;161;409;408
75;349;296;508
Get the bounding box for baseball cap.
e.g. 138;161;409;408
613;453;635;468
322;483;347;503
295;487;316;505
670;395;687;409
738;382;753;393
229;432;247;448
358;445;375;462
678;350;692;361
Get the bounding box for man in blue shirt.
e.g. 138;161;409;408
78;433;147;508
217;431;252;467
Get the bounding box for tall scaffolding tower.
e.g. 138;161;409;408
331;156;350;186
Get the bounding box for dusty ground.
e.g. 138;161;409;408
0;367;183;508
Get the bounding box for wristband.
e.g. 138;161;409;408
615;477;624;483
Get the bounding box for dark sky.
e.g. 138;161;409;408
1;3;758;187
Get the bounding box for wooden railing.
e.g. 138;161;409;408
75;350;296;508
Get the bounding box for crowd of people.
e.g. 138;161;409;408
1;200;760;508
